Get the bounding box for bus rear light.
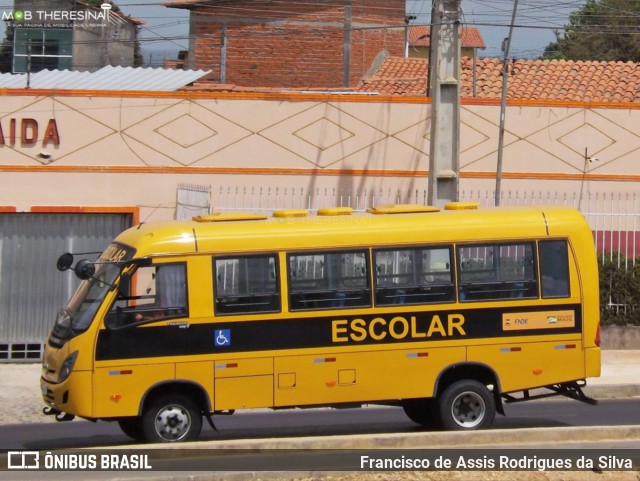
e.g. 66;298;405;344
595;324;601;347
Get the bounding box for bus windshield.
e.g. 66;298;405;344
67;261;122;331
49;244;134;346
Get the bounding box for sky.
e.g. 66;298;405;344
127;0;579;62
406;0;580;58
0;0;582;65
114;0;190;65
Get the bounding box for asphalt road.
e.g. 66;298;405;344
1;398;640;451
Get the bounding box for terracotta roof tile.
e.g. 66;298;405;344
356;57;640;102
409;26;486;49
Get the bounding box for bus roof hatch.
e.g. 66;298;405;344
367;204;440;215
193;212;268;222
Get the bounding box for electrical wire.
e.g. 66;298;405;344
1;0;639;62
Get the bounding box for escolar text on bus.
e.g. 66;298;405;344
332;313;466;343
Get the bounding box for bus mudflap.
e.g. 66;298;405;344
502;380;598;406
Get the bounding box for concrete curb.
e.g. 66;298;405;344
52;425;640;481
122;425;640;451
585;384;640;400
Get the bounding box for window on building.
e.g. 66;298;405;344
458;243;537;301
214;255;280;315
288;251;370;310
13;29;73;73
374;246;454;305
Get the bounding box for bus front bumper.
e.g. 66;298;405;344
40;370;94;420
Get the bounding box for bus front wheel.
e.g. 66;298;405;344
438;380;495;430
142;394;202;443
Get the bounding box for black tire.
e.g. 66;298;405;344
402;398;442;429
438;380;495;431
117;417;145;441
142;394;202;443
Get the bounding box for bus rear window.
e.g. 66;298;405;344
539;240;570;298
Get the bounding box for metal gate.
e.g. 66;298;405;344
0;213;132;362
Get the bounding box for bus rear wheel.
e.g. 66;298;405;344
142;394;202;443
438;380;495;430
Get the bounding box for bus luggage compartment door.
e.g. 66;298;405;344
214;357;273;410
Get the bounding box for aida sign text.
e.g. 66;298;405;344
0;118;60;147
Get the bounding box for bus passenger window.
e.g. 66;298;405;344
106;263;188;328
374;247;454;306
458;243;538;302
288;251;370;310
539;240;570;298
214;255;280;315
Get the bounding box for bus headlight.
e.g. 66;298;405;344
58;351;79;383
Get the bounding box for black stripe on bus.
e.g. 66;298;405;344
95;304;583;361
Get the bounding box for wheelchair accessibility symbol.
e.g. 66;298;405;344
215;329;231;347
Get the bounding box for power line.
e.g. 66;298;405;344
2;0;639;61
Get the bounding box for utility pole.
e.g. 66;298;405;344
427;0;461;208
495;0;519;206
404;15;416;57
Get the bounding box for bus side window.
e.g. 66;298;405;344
214;254;280;315
458;243;538;301
288;251;370;310
106;263;188;328
374;246;454;306
539;240;570;298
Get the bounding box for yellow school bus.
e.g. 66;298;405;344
41;203;601;442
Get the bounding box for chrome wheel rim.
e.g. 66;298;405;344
450;390;486;428
154;404;191;441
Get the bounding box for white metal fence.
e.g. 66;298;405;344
203;186;639;267
176;183;211;220
203;186;639;319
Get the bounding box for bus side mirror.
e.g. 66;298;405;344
56;253;96;280
75;259;96;280
57;253;74;271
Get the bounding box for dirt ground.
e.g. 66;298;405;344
143;471;639;481
328;471;640;481
278;472;639;481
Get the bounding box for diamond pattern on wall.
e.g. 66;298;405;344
523;109;640;173
155;114;217;149
294;118;355;151
258;103;387;168
391;118;431;156
558;123;615;157
460;123;491;154
123;100;252;166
